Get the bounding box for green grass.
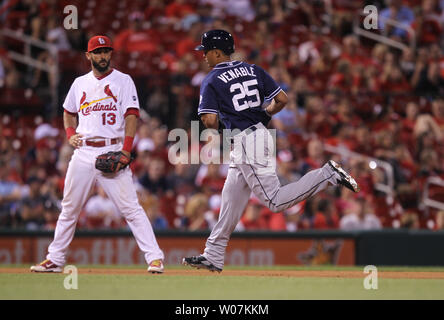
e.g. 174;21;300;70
1;265;444;300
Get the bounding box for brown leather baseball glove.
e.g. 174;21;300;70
95;151;132;173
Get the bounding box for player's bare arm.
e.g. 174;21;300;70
111;114;137;172
64;111;83;148
201;113;219;130
264;90;288;116
123;114;137;157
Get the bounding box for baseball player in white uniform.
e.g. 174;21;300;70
30;35;165;273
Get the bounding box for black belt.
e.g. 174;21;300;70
229;124;259;144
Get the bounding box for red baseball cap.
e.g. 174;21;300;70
87;35;113;52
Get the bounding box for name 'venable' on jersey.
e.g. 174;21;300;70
198;60;282;131
63;69;139;139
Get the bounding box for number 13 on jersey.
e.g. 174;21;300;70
102;112;116;125
230;79;260;111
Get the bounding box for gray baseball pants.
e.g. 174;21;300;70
203;122;339;270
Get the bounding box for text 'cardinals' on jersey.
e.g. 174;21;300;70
63;69;139;139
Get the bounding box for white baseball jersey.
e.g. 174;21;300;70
63;69;139;139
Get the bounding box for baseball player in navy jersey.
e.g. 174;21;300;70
30;35;164;273
183;29;360;272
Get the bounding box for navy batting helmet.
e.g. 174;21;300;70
195;29;235;55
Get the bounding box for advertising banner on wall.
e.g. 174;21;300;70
0;236;355;266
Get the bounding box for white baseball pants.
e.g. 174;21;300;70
47;142;164;266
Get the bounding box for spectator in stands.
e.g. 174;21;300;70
175;21;203;59
17;176;48;230
328;0;362;36
145;86;170;125
271;91;305;135
309;40;338;87
113;11;158;54
276;149;300;185
200;163;226;196
411;0;442;46
370;43;388;67
169;58;195;128
166;155;199;197
411;47;444;97
284;201;305;232
414;108;443;146
138;157;171;196
399;210;421;229
297;197;320;229
332;97;362;130
299;138;329;175
436;210;444;230
268;65;292;92
0;129;23;178
399;47;416;79
149;126;172;173
238;198;268;230
304;96;335;138
144;0;167;24
431;98;444;132
414;130;438;167
83;186;122;229
0;38;21;88
340;35;368;67
23;139;58;181
379;0;415;41
224;0;256;22
0;161;23;227
418;148;443;178
352;125;375;156
328;59;355;94
379;64;411;93
182;193;215;230
339;196;382;230
165;0;195;28
0;56;4;88
292;0;322;28
139;193;169;230
313;198;339;230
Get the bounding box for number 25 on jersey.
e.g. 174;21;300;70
230;79;260;111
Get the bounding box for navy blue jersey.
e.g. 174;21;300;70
198;60;281;131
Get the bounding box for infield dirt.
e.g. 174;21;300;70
1;268;444;279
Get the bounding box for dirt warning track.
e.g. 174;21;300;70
2;268;444;279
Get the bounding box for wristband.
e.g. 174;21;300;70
123;136;134;153
66;127;76;140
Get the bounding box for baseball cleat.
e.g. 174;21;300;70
182;255;222;273
30;259;62;273
328;160;360;193
148;259;164;274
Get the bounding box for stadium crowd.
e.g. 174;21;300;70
0;0;444;232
